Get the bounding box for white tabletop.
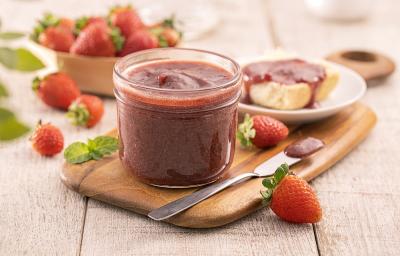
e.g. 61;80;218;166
1;0;399;255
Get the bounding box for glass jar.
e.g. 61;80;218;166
113;48;242;187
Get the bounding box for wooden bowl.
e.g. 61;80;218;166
56;52;118;96
31;41;119;96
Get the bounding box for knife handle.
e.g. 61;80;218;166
148;172;258;221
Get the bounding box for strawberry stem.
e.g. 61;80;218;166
110;26;125;52
32;77;41;92
73;16;89;36
67;102;89;127
236;114;256;148
31;13;60;41
260;163;290;202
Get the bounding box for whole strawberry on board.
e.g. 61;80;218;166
261;163;322;223
32;72;81;110
67;94;104;128
118;29;158;57
109;5;144;39
31;121;64;157
70;22;124;57
32;13;75;52
237;114;289;148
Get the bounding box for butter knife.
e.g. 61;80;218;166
148;137;324;221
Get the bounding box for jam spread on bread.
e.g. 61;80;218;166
243;59;326;108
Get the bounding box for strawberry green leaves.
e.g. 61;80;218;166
260;163;290;202
0;47;45;72
64;136;118;164
274;163;289;183
66;102;90;127
31;13;60;41
236;114;255;148
110;26;125;52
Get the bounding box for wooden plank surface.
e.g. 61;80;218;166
61;103;376;228
270;0;400;255
0;2;118;255
0;56;114;254
1;0;399;255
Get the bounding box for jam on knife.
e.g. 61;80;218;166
284;137;325;158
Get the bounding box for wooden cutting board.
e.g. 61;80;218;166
61;102;376;228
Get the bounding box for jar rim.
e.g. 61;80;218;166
113;48;242;93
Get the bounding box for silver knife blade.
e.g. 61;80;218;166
147;151;301;221
253;152;301;176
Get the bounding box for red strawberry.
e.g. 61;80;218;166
159;28;180;47
237;114;289;148
109;5;144;38
31;121;64;156
148;17;182;47
33;14;75;52
118;29;158;57
32;72;80;110
74;16;108;35
261;163;322;223
70;23;124;57
38;27;74;52
59;18;75;31
67;94;104;128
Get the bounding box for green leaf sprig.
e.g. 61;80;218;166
0;32;25;40
0;47;45;71
260;163;290;203
0;107;30;141
64;136;119;164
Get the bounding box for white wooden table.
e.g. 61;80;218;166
1;0;399;255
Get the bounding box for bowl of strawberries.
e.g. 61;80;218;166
30;5;182;96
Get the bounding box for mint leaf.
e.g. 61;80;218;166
64;142;91;164
0;107;30;140
0;31;25;40
91;136;119;155
64;136;119;164
0;47;45;72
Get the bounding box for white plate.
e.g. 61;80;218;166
238;58;367;124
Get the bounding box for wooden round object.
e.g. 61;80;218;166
325;50;395;82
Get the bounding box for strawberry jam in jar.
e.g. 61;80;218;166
113;48;242;187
